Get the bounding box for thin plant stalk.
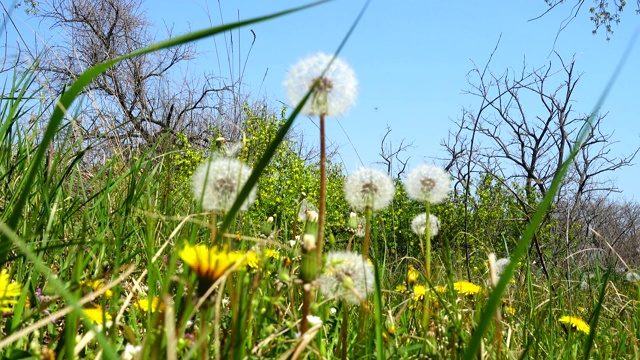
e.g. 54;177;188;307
210;212;217;247
422;201;432;352
363;208;372;260
317;113;327;265
339;300;349;360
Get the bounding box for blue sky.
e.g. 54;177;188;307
146;0;640;199
6;1;640;199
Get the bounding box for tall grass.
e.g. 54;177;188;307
1;2;639;359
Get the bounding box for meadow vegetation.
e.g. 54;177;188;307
2;1;640;359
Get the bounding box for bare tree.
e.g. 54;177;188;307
35;0;236;158
443;52;638;273
533;0;640;40
376;125;413;179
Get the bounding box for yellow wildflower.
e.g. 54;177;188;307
134;297;165;313
558;315;590;334
434;285;446;293
82;307;112;325
179;244;251;295
0;269;21;312
395;284;407;293
264;248;280;260
406;264;420;285
413;285;427;301
80;280;113;299
453;281;481;296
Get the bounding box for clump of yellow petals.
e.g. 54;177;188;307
559;315;590;334
264;248;280;260
0;269;22;312
406;264;420;285
453;281;482;296
412;285;427;302
134;297;165;313
180;244;256;296
83;307;112;325
80;280;113;299
395;284;407;293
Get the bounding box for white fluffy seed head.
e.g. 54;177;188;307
626;271;640;283
191;157;257;212
285;52;357;117
343;168;395;212
495;258;511;276
405;164;451;204
410;213;440;237
318;251;374;306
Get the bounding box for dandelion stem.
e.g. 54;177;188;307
300;284;312;334
318;113;327;266
422;201;432;352
210;212;217;247
339;300;349;360
363;208;372;260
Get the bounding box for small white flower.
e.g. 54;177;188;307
306;315;323;326
122;344;142;360
285;52;357;116
410;213;440;237
343;168;395;212
191;157;257;212
289;240;297;247
405;164;451;204
626;271;640;283
318;251;374;305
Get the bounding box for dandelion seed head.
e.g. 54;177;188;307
626;271;640;283
285;52;357;116
191;158;257;212
318;251;374;305
495;258;511;276
122;344;142;360
580;281;589;291
405;164;451;204
344;168;395;212
410;213;441;237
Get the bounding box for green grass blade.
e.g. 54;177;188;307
462;27;640;360
583;268;611;358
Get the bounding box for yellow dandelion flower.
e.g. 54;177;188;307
179;244;250;295
265;248;280;260
453;281;481;296
434;285;446;293
406;264;420;285
413;285;427;301
395;284;407;293
246;251;260;269
558;315;590;334
505;306;515;315
0;269;22;312
80;280;113;299
134;297;165;313
82;307;112;324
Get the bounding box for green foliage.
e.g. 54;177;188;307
242;105;350;239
